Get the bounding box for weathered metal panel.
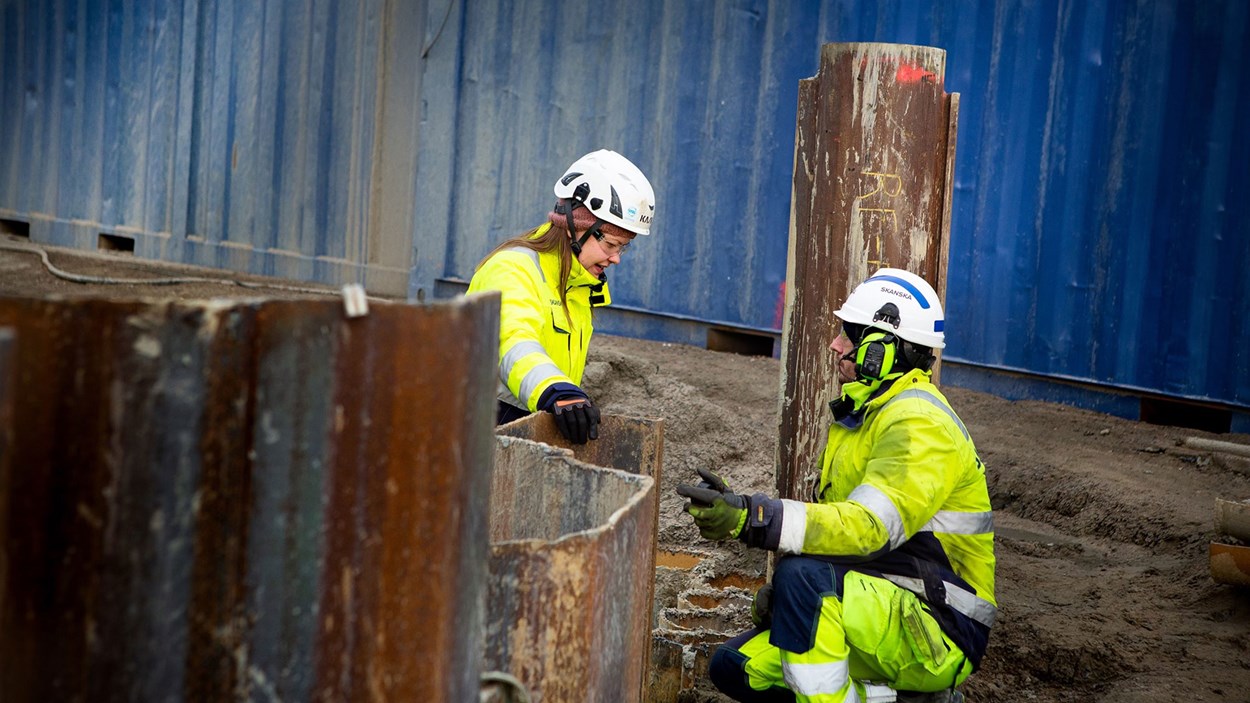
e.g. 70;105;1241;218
0;0;422;295
486;431;659;703
0;293;498;702
497;412;665;485
943;0;1250;412
777;43;956;499
497;412;665;699
0;328;12;578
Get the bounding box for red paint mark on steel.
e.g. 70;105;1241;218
896;61;939;84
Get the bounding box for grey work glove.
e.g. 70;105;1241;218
751;583;774;630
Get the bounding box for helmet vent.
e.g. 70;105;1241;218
609;186;622;218
560;171;583;186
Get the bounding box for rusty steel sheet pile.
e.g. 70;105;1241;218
0;292;499;702
778;42;959;500
497;412;665;483
486;434;659;703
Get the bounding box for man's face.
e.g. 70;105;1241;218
829;327;858;385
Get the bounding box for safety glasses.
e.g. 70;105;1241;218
593;232;631;256
841;321;868;345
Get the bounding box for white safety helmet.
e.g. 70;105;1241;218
835;268;946;349
553;149;656;236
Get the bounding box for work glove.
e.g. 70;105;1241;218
675;468;748;541
750;583;774;630
550;395;600;445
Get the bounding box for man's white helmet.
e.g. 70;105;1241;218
835;268;946;349
553;149;655;235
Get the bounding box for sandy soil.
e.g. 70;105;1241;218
586;335;1250;703
3;237;1250;702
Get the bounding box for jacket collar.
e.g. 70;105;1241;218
530;223;612;304
830;368;933;428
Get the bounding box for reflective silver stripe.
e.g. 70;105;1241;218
496;383;526;409
518;362;564;406
779;499;807;554
500;340;547;381
885;388;969;440
848;484;906;550
781;659;853;697
862;684;894;701
502;246;544;282
882;575;997;628
922;510;994;535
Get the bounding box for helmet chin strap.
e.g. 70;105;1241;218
558;182;605;256
557;198;607;258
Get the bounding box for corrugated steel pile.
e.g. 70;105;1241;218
0;293;675;702
0;294;501;701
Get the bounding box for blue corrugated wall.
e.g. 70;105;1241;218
418;0;1250;417
0;0;415;291
2;1;1247;417
946;0;1250;415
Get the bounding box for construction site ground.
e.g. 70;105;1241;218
3;238;1249;702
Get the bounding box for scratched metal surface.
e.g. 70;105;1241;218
777;43;956;500
495;412;666;698
486;436;659;703
0;293;499;701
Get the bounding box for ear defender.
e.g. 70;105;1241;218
856;331;897;381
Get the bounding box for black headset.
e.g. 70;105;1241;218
843;302;919;381
855;330;898;380
842;302;938;380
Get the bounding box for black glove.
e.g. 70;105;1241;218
751;583;774;629
550;396;600;445
675;468;748;540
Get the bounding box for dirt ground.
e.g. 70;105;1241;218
3;237;1250;702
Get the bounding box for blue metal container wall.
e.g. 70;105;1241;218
0;0;183;233
420;0;1249;412
944;0;1250;410
420;0;805;333
0;0;418;293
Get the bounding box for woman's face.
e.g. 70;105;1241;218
576;226;636;278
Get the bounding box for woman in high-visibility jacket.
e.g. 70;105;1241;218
678;269;996;703
468;149;656;444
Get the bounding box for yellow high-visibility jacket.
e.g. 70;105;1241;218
757;368;996;659
801;369;995;604
467;224;610;411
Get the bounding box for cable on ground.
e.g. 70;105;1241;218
0;239;391;302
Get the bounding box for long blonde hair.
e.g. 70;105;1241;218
477;224;576;323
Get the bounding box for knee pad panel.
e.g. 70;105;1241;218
769;557;841;653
